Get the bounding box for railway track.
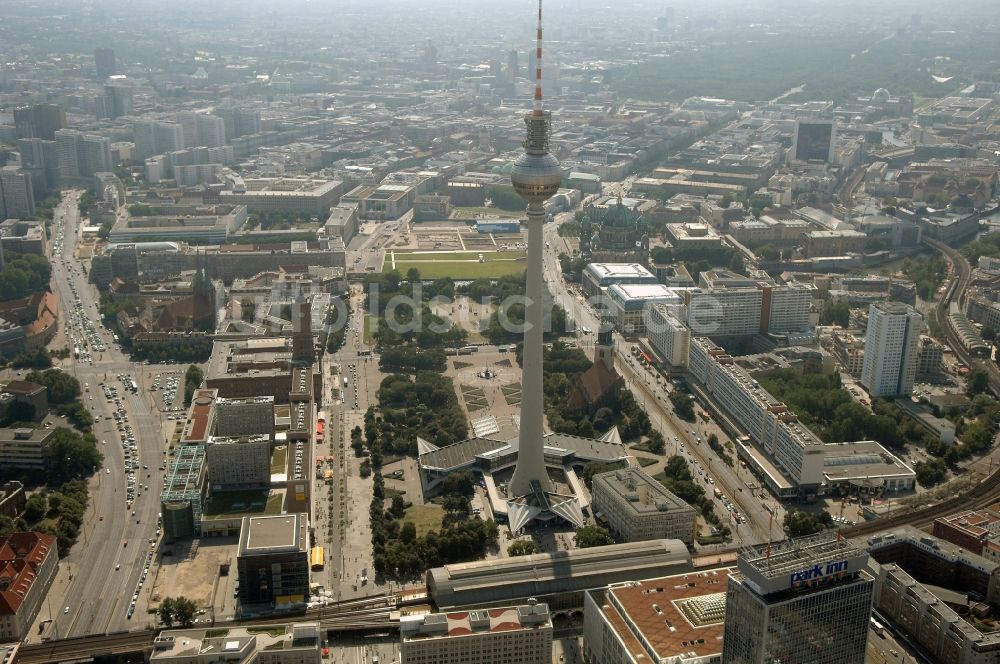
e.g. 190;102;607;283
17;594;400;664
843;236;1000;538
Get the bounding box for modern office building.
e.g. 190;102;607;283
17;138;60;193
133;121;185;161
160;444;208;540
236;514;310;605
94;48;117;78
0;427;54;470
582;263;659;297
721;534;874;664
759;283;812;334
647;303;691;369
214;396;275;438
90;241;345;291
176;111;226;149
101;84;133;119
591;468;697;544
860;302;923;397
151;622;321;664
685;287;763;337
0;532;58;642
107;206;248;244
399;601;552;664
54;130;113;179
220;178;347;215
0;169;35;221
584;569;732;664
341;183;415;220
13;104;66;141
606;283;682;337
206;435;271;490
792;120;836;163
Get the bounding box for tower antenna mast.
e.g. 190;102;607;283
534;0;544;116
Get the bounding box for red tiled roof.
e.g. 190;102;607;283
0;532;56;617
3;380;44;396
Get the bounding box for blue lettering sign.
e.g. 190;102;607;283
789;559;849;588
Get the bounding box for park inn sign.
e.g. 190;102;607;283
790;559;849;589
739;548;870;596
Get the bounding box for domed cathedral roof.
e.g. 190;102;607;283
602;194;644;229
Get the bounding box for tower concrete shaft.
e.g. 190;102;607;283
509;201;552;496
508;0;560;498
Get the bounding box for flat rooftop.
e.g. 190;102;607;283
822;440;916;484
585;263;656;280
151;623;319;661
401;603;551;641
593;468;696;516
601;568;732;662
239;513;307;555
181;389;218;444
608;282;681;303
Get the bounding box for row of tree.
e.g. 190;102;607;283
365;436;496;576
372;373;468;455
0;253;51;302
0;473;95;555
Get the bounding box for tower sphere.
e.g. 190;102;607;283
511;150;562;204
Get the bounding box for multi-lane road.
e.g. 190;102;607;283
39;192;170;638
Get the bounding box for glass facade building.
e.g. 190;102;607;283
722;534;874;664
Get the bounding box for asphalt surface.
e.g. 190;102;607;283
43;192;172;637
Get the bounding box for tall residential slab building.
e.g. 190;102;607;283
176;111;226;148
133;120;184;161
54;130;113;179
94;47;117;78
0;169;36;220
860;301;923;397
13;104;66;141
722;535;874;664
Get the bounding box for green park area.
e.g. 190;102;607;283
385;251;526;279
403;504;444;538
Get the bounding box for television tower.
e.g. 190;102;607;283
509;0;561;498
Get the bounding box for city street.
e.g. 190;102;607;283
540;206;778;548
29;191;173;639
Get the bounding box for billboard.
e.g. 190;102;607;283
793;121;835;163
739;547;870;596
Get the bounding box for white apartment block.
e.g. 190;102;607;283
0;169;35;220
686;287;762;337
762;283;813;333
647;303;690;369
688;338;825;487
206;435;271;489
174;164;223;187
400;601;552;664
860;302;922;397
591;468;697;544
